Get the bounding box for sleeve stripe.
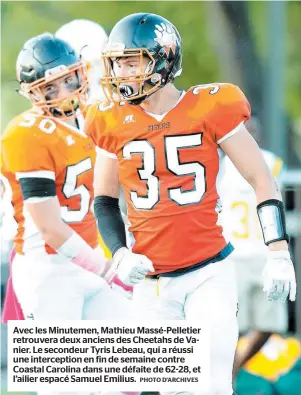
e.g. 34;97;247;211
217;121;244;144
19;177;56;200
272;157;284;177
16;170;55;180
24;196;53;204
96;146;117;159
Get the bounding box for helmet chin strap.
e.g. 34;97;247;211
119;84;135;98
119;73;163;106
124;87;163;106
44;78;82;118
50;101;80;118
119;84;144;106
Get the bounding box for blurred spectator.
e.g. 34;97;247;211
217;117;288;382
56;19;108;103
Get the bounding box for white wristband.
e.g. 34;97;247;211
57;232;105;274
57;232;87;259
113;247;128;266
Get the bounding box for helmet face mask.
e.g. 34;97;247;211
100;13;182;105
101;48;163;104
20;62;88;119
16;33;89;119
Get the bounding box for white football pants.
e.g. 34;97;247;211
12;252;132;321
133;258;238;395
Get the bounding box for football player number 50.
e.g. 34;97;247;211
123;134;205;210
19;113;56;134
19;114;92;223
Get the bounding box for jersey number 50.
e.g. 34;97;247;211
123;133;206;210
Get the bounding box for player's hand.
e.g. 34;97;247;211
263;250;296;302
104;260;134;299
107;247;154;286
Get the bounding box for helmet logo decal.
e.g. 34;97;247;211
154;23;177;56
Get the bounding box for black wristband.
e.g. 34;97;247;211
257;199;290;245
94;196;127;255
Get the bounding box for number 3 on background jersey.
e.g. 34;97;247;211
192;84;220;95
231;201;249;239
123;133;206;210
231;201;263;240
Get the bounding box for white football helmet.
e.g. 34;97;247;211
55;19;108;102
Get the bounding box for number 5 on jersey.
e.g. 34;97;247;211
61;158;93;222
123;133;206;210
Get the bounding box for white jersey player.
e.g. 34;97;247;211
219;150;285;255
56;19;108;103
217;118;288;379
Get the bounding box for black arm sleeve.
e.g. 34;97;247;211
94;196;127;256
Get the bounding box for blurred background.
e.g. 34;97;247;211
1;1;301;395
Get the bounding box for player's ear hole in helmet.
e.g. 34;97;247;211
16;32;88;119
100;13;182;105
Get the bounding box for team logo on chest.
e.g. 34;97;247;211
148;121;171;132
123;114;135;124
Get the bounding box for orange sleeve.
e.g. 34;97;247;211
1;120;56;174
207;84;251;144
85;103;117;158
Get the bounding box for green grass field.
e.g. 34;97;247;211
2;392;35;395
2;392;33;395
2;393;30;395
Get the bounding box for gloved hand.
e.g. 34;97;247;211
106;247;154;287
263;250;296;302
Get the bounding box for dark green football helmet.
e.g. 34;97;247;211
16;33;88;118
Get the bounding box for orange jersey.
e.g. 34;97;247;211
1;109;98;255
86;83;251;274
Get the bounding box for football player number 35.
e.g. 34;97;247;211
123;134;205;210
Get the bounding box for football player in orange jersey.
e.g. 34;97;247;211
85;13;297;395
55;19;132;261
1;33;133;326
